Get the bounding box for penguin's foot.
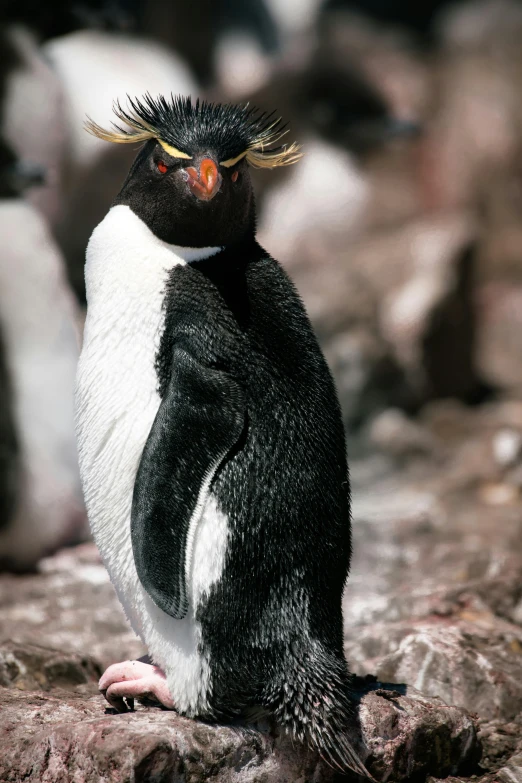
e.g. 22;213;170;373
99;660;175;713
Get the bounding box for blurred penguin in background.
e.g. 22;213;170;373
142;0;281;96
0;19;67;228
42;2;197;304
0;1;131;229
0;15;87;569
0;1;135;259
0;134;86;570
251;35;420;265
3;0;198;304
320;0;458;42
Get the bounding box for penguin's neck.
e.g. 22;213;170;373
85;204;222;298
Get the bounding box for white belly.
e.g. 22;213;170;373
75;205;225;714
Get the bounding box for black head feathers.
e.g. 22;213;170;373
85;94;302;169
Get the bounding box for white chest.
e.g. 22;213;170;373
75;206;226;714
76;207;175;574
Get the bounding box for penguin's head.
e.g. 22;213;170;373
86;95;301;247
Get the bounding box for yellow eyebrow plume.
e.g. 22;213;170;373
84;97;302;170
158;140;192;160
220;151;248;168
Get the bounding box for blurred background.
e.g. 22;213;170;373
1;0;522;768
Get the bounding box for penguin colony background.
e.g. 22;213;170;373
75;94;366;775
0;26;86;569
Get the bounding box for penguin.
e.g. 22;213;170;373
0;0;130;231
1;22;67;229
320;0;456;41
2;0;136;40
75;95;367;775
142;0;279;92
252;48;419;266
43;28;197;303
0;138;27;551
0;134;86;569
2;2;197;304
0;22;86;568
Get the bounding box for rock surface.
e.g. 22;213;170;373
0;688;330;783
0;674;479;783
343;399;522;782
0;543;479;782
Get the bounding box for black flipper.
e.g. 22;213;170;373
131;346;245;619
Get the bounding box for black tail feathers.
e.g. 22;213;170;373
306;705;370;777
263;645;370;778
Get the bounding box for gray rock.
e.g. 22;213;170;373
0;544;146;670
0;689;333;783
361;618;522;722
0;544;480;782
0;674;479;783
5;400;522;781
0;640;100;691
360;684;479;782
477;718;522;772
429;747;522;783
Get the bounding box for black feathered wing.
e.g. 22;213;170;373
131;346;245;619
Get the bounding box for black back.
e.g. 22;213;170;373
150;240;351;716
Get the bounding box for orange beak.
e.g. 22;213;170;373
184;158;222;201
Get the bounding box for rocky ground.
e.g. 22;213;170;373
1;399;521;782
346;400;522;783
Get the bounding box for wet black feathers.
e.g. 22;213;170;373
109;94;287;159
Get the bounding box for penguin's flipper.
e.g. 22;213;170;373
131;346;245;620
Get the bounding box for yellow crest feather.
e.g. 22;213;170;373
220;151;248;168
245;142;303;169
84;117;155;144
221;126;302;170
158;140;192;159
84;96;302;169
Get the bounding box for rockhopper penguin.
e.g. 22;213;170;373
0;133;86;569
75;95;366;774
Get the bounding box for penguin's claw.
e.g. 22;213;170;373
98;660;175;712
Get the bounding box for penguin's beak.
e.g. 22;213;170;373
183;158;222;202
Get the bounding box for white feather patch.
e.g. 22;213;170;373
76;204;227;713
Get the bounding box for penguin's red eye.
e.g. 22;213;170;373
157;161;168;174
231;170;239;183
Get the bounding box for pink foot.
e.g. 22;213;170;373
99;660;175;713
